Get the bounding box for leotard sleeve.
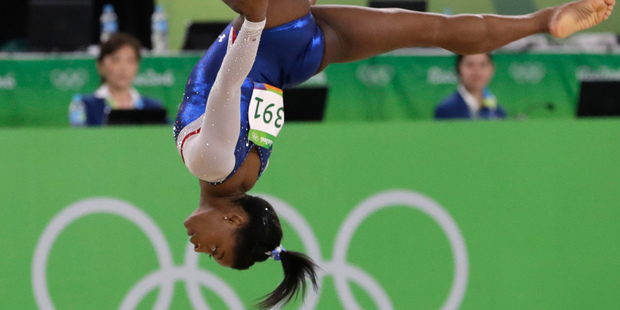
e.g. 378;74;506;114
181;18;266;183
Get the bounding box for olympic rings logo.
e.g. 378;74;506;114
49;69;90;90
32;190;468;309
508;62;547;85
356;64;395;87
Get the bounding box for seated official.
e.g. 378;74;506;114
435;53;507;120
69;33;166;126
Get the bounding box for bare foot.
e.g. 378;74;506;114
549;0;615;38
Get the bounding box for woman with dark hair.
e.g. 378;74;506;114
435;53;507;120
175;0;614;308
69;33;165;126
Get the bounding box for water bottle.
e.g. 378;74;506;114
69;94;86;127
100;4;118;43
151;4;169;54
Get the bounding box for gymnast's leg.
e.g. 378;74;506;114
312;0;615;68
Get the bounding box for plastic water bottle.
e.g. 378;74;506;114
100;4;118;43
151;5;169;53
69;94;86;127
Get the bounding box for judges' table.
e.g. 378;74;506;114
1;50;619;126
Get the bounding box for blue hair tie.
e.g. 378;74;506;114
268;245;286;261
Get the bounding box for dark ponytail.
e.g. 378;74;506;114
232;195;319;309
257;250;318;309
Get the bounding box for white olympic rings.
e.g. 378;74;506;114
32;190;468;309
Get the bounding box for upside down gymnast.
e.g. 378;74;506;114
173;0;615;308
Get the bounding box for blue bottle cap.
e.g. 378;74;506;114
72;94;82;102
155;4;164;13
103;4;114;13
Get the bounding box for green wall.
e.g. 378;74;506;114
2;120;620;309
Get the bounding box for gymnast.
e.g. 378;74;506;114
175;0;615;308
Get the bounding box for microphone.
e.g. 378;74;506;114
516;102;555;120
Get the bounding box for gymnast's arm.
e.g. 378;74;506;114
182;18;266;183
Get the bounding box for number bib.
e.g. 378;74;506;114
248;83;285;149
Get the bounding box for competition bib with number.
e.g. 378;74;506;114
248;83;285;149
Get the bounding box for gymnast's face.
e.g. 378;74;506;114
458;53;495;94
97;45;139;91
184;207;245;267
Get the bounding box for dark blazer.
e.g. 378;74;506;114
435;92;506;120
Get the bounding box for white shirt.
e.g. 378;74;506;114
457;84;481;118
94;84;144;109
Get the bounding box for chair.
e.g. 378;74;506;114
182;21;230;50
28;0;94;51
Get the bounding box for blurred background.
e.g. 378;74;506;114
1;0;620;125
1;0;619;309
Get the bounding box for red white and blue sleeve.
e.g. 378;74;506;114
181;18;266;183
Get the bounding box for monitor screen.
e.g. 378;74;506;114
368;0;427;12
283;87;329;122
107;109;169;125
576;80;620;117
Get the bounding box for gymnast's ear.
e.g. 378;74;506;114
224;213;246;226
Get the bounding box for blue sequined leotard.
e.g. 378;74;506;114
174;13;325;183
